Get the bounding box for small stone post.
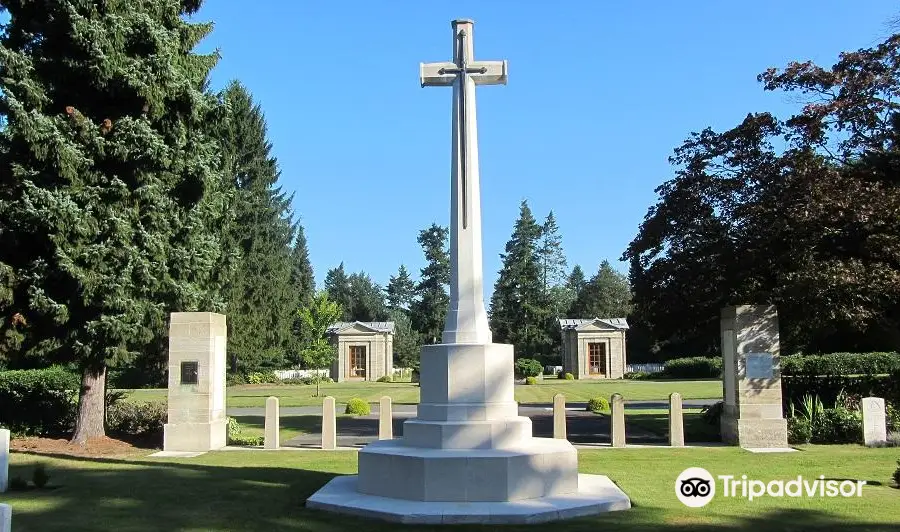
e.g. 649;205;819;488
265;396;280;450
0;428;9;492
669;393;684;447
553;393;567;439
611;393;625;448
862;397;887;446
322;396;336;450
0;503;10;532
379;396;393;440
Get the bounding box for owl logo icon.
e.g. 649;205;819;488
676;467;716;507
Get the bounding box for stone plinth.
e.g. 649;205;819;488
669;392;684;447
611;394;625;447
265;396;279;450
720;305;788;448
163;312;227;452
322;396;336;450
553;394;566;439
379;396;393;440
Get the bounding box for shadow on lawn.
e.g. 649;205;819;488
5;452;897;532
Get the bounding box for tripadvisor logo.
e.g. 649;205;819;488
675;467;867;507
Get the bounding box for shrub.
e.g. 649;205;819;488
226;417;264;446
787;417;812;444
377;375;393;383
515;358;543;378
659;357;722;379
106;401;166;436
32;463;50;488
246;371;279;385
623;371;649;380
887;403;899;432
701;401;724;426
564;372;575;380
893;460;900;488
811;407;862;444
525;376;538;385
345;398;371;415
781;353;900;410
586;396;610;413
0;367;79;435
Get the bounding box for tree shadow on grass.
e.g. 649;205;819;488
5;452;897;532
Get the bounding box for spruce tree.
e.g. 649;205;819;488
567;265;587;295
215;81;295;373
410;224;449;344
0;1;226;441
323;263;351;319
569;261;632;319
538;211;567;293
290;225;315;309
489;201;551;360
386;265;416;311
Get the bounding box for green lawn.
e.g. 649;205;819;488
123;379;722;407
5;446;898;531
624;408;722;443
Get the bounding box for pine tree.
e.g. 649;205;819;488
410;224;450;344
569;261;632;319
291;225;315;309
567;265;588;295
489;201;551;360
346;271;388;322
0;1;226;442
538;211;567;293
388;308;421;369
215;81;295;374
386;265;416;311
324;263;351;319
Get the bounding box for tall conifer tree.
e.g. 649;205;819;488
0;0;226;441
410;224;449;345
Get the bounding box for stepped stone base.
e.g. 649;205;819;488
307;474;630;524
164;420;226;452
358;437;577;502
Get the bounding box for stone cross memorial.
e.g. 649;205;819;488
720;305;789;449
307;19;631;524
862;397;887;446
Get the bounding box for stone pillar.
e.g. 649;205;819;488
265;396;280;450
0;428;8;493
610;394;625;448
862;397;887;446
553;393;567;439
322;396;336;450
163;312;228;452
669;393;684;447
0;503;9;532
720;305;788;448
379;396;393;440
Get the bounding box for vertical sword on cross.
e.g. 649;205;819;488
420;19;507;230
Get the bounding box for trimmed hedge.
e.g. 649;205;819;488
0;367;79;435
345;398;371;415
781;353;900;410
658;357;722;379
781;352;900;376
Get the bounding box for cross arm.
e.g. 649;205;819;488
469;60;508;85
420;62;457;87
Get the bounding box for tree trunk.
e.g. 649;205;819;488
71;365;107;444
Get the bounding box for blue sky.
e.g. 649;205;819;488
192;1;897;293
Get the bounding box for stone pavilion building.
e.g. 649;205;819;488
558;318;629;379
326;321;394;382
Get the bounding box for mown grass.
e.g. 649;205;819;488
5;445;898;531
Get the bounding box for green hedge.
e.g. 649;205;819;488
781;352;900;376
515;358;543;378
658;357;722;379
0;367;79;435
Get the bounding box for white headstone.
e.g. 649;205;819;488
0;428;8;493
265;396;280;450
862;397;887;446
0;503;9;532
